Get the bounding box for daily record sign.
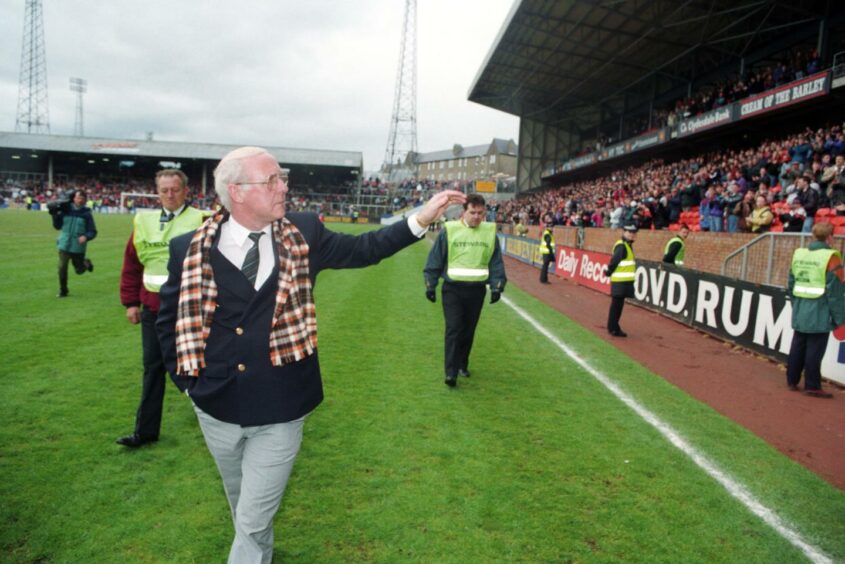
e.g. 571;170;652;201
555;246;611;293
542;243;844;384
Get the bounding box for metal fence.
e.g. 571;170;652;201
722;232;845;288
833;50;845;78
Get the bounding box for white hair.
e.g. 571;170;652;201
213;146;270;209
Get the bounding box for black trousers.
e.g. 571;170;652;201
135;307;167;438
540;253;553;282
57;251;87;292
607;296;626;333
786;331;828;390
442;282;486;377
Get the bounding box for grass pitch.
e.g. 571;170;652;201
0;209;843;562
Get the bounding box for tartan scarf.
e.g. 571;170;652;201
174;212;317;376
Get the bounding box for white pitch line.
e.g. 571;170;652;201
502;294;833;564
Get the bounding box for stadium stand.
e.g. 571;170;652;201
498;122;845;232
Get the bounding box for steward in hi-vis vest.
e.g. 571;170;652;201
785;222;845;397
539;224;555;283
117;169;206;448
662;225;689;266
133;206;206;291
604;224;638;337
424;194;507;387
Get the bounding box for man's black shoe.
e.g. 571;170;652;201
85;259;94;273
116;433;159;448
57;290;69;298
444;375;457;387
609;329;627;337
458;369;471;378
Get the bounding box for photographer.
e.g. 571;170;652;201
50;190;96;298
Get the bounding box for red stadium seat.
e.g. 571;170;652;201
816;216;831;224
816;208;831;218
834;226;845;235
830;216;845;226
668;223;680;231
770;224;784;232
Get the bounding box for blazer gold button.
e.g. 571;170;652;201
237;364;246;372
235;327;244;335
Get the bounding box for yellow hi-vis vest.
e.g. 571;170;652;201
445;220;496;282
133;207;206;291
663;236;685;265
610;240;636;283
791;247;839;299
539;228;555;255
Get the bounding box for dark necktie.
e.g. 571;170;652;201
241;232;264;286
160;211;175;231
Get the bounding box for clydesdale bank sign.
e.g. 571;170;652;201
498;234;843;384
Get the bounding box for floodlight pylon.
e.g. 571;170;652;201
382;0;417;173
15;0;50;134
70;77;87;137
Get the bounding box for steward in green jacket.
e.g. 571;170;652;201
424;194;507;387
786;222;845;397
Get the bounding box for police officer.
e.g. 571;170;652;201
424;194;507;387
605;224;637;337
539;219;555;283
662;224;689;265
786;222;845;398
117;169;206;447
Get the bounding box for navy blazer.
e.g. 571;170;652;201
156;212;419;425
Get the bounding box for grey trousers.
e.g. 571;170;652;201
193;404;305;564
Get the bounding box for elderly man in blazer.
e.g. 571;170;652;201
157;146;463;563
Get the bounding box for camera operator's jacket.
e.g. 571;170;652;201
53;204;97;254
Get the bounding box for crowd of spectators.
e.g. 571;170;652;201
575;47;824;156
501;122;845;235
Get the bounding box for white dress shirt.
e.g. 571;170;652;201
218;217;275;290
217;214;427;290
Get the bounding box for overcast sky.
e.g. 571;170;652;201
0;0;519;172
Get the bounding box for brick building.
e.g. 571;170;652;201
408;138;517;183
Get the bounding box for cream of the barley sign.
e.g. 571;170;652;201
739;71;830;120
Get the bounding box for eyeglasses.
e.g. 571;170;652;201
234;170;289;189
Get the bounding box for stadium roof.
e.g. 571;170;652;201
415;138;517;163
0;131;362;168
468;0;844;128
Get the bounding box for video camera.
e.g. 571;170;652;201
46;190;76;215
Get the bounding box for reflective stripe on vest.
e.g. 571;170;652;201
539;228;555;255
663;236;685;265
143;274;169;287
610;240;636;282
791;247;839;299
445;220;496;282
133;207;206;292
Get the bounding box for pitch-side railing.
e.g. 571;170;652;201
722;232;845;288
